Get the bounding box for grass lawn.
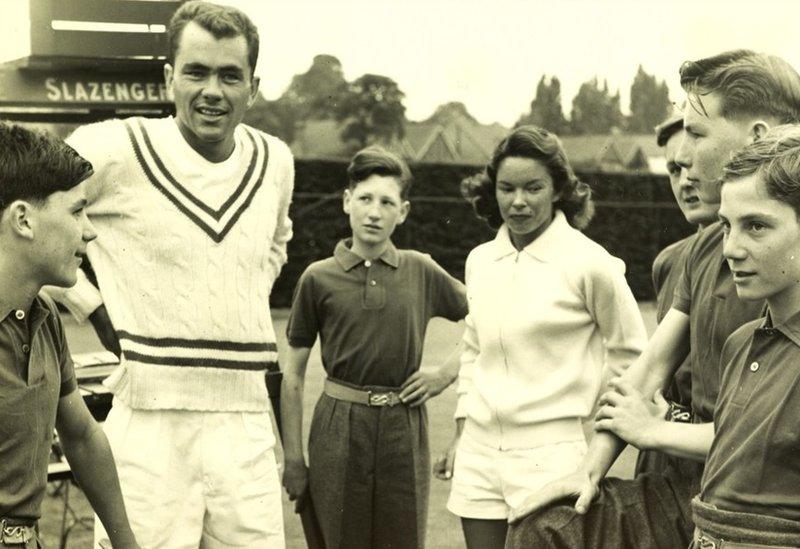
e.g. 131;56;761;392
43;303;657;548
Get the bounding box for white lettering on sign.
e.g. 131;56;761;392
43;77;168;103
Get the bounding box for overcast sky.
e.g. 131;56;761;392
2;0;800;126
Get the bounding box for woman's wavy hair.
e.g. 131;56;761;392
461;125;594;230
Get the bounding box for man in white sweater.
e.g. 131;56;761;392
50;2;293;547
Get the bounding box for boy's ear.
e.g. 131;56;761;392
397;200;411;225
343;189;352;214
4;200;36;240
749;120;771;143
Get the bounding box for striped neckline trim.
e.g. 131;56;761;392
125;119;270;243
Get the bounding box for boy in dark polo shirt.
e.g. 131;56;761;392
506;50;800;549
0;124;138;547
634;113;715;480
281;146;468;549
690;126;800;547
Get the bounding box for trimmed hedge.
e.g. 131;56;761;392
271;160;693;308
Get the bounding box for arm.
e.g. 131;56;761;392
509;307;691;522
56;390;138;548
267;146;294;282
646;421;713;461
400;333;464;406
88;304;121;357
588;258;648;379
585;308;691;478
44;267;105;325
432;312;478;480
280;345;312;504
595;379;712;462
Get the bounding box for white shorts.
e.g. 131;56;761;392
447;431;587;520
94;399;285;548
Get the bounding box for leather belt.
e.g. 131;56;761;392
0;518;35;545
693;527;797;548
324;378;403;407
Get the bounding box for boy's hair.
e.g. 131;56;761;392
346;146;413;199
679;50;800;124
0;123;93;214
723;124;800;218
461;125;594;230
656;113;683;147
168;0;260;76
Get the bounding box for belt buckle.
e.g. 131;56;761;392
697;534;717;549
0;521;33;544
368;391;400;407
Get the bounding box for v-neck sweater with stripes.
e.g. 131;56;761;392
53;116;294;412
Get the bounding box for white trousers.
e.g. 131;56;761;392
94;399;285;548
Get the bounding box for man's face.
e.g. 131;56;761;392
164;22;259;159
665;129;717;226
720;174;800;307
676;92;754;216
33;184;97;288
343;175;409;250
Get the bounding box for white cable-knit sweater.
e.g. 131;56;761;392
53;116;294;412
455;211;647;450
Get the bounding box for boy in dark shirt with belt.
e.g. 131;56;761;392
691;125;800;547
281;146;468;549
0;124;138;548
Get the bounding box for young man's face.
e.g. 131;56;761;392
33;184;97;288
164;21;259;158
676;92;754;215
665;129;716;226
343;175;410;250
720;174;800;306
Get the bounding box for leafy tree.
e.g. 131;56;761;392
282;54;348;121
336;74;407;149
628;65;672;133
242;92;298;143
570;77;624;134
515;75;569;134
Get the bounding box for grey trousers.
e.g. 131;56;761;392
308;392;429;549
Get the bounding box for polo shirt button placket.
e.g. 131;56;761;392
364;260;372;268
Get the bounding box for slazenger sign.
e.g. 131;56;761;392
0;66;172;108
45;77;168;102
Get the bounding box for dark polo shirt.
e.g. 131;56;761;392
287;240;468;388
0;294;77;520
672;223;764;422
653;234;695;406
701;311;800;521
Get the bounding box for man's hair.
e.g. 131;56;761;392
168;1;260;76
656;113;683;147
679;49;800;124
0;123;93;214
347;146;413;199
723;124;800;218
461;125;594;230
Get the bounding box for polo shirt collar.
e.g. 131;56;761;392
334;239;399;271
491;209;570;262
768;308;800;348
0;295;49;327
